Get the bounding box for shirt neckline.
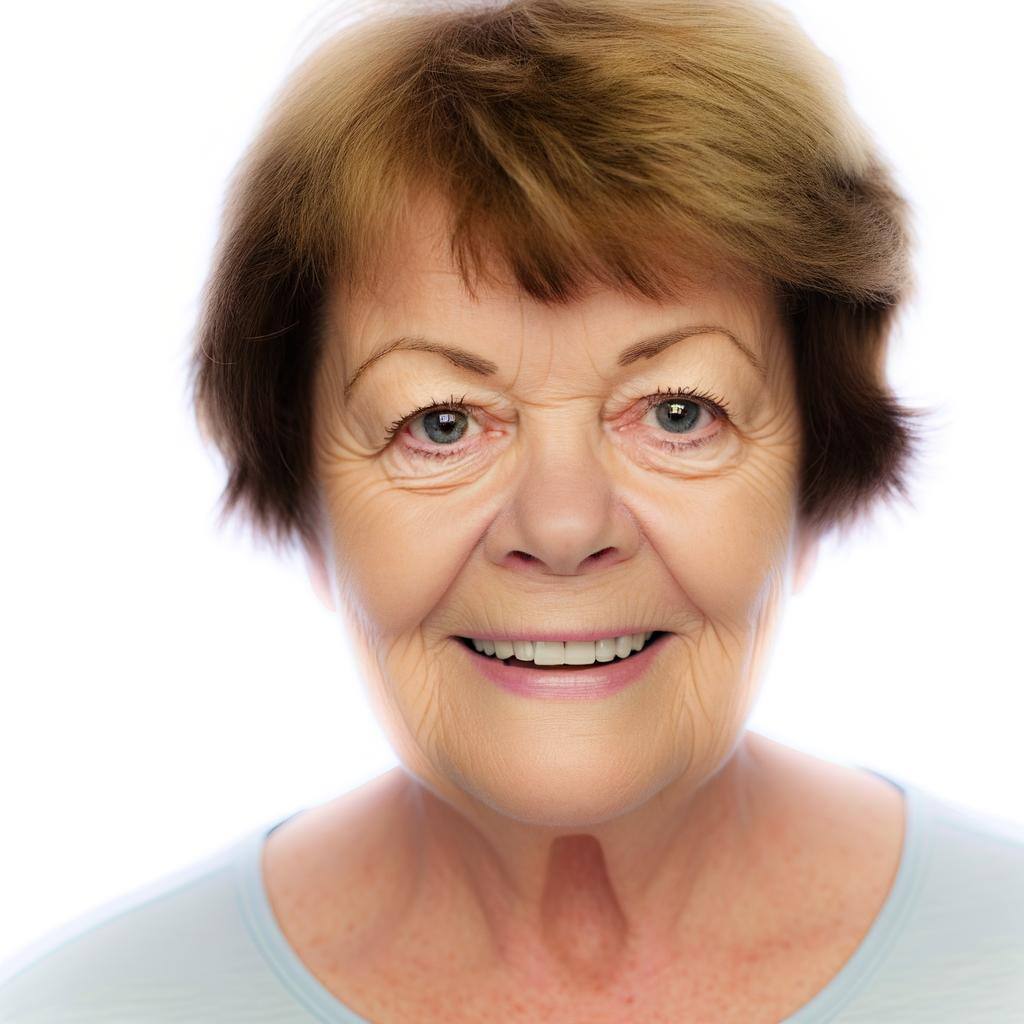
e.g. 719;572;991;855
233;764;929;1024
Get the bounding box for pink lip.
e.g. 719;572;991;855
455;633;671;701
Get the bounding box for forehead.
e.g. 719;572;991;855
326;192;785;378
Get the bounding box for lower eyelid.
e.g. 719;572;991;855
397;423;721;459
651;431;718;452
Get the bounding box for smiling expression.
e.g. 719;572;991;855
308;193;808;825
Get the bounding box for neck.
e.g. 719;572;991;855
393;731;787;993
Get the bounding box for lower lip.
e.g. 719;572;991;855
455;633;671;701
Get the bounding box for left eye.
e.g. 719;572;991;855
413;407;473;445
383;393;479;448
646;395;710;434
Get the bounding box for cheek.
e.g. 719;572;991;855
641;459;797;634
321;458;491;639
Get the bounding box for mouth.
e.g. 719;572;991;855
453;630;673;700
456;626;671;667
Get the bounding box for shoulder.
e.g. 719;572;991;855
0;825;290;1023
766;747;1024;1019
910;785;1024;942
854;783;1024;1016
260;770;423;970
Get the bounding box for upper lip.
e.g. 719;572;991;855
456;628;666;643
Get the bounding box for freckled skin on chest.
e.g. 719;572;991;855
263;753;906;1024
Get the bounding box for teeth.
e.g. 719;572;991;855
470;631;656;665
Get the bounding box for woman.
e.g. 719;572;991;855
3;0;1023;1020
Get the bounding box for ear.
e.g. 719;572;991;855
303;536;336;613
792;526;820;596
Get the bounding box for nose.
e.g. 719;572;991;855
482;425;642;577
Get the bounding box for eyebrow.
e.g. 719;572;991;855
342;323;767;400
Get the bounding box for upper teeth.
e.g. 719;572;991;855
469;631;655;665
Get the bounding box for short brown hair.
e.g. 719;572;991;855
187;0;930;558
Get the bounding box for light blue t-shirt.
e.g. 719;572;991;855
2;768;1023;1022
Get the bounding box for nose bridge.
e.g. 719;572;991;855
522;412;606;511
484;404;640;576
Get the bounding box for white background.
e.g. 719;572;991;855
1;0;1022;965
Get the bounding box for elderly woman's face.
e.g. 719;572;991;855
310;203;810;826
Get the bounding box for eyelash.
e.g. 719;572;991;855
383;386;732;457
